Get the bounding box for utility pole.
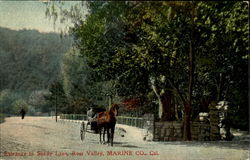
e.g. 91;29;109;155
108;95;112;109
105;93;113;110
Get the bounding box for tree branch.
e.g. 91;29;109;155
149;76;161;99
167;78;185;106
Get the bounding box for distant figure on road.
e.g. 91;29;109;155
20;109;26;119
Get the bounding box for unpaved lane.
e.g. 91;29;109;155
0;117;249;160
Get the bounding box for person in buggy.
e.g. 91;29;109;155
87;107;96;122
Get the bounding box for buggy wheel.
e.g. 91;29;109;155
80;122;85;141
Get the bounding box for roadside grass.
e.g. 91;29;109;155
0;113;5;123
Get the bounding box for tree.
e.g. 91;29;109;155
28;90;50;113
0;89;28;115
45;1;249;136
44;81;68;113
62;48;95;112
12;99;28;115
71;2;177;120
195;1;249;131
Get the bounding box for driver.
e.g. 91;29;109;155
87;107;97;124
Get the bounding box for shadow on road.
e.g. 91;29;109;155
113;142;141;148
158;139;250;150
84;141;141;148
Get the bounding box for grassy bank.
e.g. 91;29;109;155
0;113;5;123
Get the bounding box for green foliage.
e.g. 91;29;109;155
0;113;5;123
0;27;72;115
61;48;114;112
43;1;248;130
62;48;92;99
0;27;72;91
61;48;92;113
44;81;68;113
11;99;28;115
194;1;248;129
0;89;27;115
27;90;50;114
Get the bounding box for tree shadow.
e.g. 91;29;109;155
159;140;250;150
113;141;141;148
84;140;140;148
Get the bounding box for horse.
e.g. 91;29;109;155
96;104;119;146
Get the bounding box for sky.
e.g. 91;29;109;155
0;1;85;33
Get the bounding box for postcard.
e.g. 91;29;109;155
0;1;249;160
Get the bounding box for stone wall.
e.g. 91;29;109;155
153;121;210;141
191;122;210;141
142;105;221;141
209;102;221;140
154;121;182;141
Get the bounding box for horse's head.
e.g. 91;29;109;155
110;104;119;116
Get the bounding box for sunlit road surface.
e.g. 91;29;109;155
0;117;249;160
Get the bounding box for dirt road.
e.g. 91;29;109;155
0;117;249;160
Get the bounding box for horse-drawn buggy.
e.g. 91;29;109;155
80;107;105;140
80;104;119;146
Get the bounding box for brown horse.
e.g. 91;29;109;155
96;104;119;146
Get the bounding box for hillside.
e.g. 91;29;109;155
0;27;72;115
0;27;72;91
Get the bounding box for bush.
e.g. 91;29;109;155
0;113;5;123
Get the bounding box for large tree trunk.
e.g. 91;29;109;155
183;103;192;140
183;38;193;140
183;45;193;140
159;92;173;121
183;3;195;141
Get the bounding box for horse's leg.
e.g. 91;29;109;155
103;126;106;144
99;125;102;144
107;127;110;145
110;124;115;146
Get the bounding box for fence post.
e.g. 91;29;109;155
142;114;155;141
209;102;220;140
